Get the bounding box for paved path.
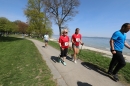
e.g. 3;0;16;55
28;38;125;86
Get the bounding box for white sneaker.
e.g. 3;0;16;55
62;61;66;66
74;60;77;63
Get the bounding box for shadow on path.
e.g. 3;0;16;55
42;46;45;48
66;56;73;61
77;81;92;86
51;55;73;63
81;62;116;81
51;56;59;63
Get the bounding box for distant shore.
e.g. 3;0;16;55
50;38;130;62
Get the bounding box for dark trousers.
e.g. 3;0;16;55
108;51;126;75
60;48;68;57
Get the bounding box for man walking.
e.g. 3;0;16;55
44;32;49;48
108;23;130;81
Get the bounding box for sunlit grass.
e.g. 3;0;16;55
0;37;56;86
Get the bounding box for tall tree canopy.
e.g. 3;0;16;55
24;0;53;37
43;0;80;35
0;17;10;32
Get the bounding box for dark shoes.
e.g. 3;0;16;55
107;71;113;75
113;74;119;81
107;71;119;81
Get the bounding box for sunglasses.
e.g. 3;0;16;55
64;32;68;34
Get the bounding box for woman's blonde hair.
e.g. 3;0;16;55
61;29;68;35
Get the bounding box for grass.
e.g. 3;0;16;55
0;37;57;86
47;40;130;85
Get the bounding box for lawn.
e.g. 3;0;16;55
0;37;56;86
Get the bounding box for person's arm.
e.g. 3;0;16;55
71;38;74;44
59;37;62;47
71;35;75;44
48;35;49;40
68;37;70;48
110;39;116;54
110;31;120;54
42;35;44;39
80;34;83;45
125;41;130;49
59;43;61;47
43;35;45;39
79;39;82;44
59;37;64;50
80;40;83;45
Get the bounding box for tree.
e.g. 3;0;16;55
0;17;29;37
14;20;28;33
0;17;13;36
24;0;53;37
10;22;18;33
17;21;28;34
43;0;80;35
0;17;10;32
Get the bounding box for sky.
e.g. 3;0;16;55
0;0;130;38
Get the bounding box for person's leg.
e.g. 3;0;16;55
46;40;48;47
74;47;79;63
73;46;77;62
62;48;68;66
108;54;118;74
63;48;67;61
113;52;126;75
59;48;64;63
76;46;79;55
63;48;68;61
44;40;47;47
71;44;74;57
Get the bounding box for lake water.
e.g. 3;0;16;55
51;35;130;56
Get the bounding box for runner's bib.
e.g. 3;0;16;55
65;42;69;46
76;38;80;42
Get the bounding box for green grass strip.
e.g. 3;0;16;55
0;37;56;86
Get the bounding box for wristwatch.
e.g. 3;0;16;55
111;50;115;51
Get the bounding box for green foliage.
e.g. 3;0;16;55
0;17;19;36
0;37;56;86
24;0;53;37
0;17;10;31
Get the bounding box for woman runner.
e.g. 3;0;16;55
71;28;84;63
58;29;70;66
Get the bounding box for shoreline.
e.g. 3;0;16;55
50;38;130;62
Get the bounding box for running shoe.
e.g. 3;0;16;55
107;71;113;75
62;61;66;66
113;74;119;81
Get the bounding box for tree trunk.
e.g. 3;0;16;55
59;25;61;36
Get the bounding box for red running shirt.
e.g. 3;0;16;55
72;34;82;46
59;35;69;48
